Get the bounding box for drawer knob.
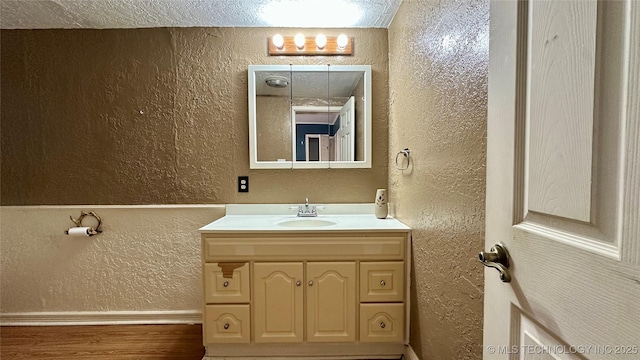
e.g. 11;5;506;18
380;322;386;329
223;323;230;330
308;280;314;286
296;281;301;286
380;280;386;286
223;281;229;287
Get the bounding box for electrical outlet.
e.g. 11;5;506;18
238;176;249;192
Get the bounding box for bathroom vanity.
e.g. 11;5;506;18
199;204;411;359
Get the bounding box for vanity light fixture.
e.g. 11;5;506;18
268;34;353;56
315;34;327;49
294;33;306;49
272;34;285;49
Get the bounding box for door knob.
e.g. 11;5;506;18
479;243;511;283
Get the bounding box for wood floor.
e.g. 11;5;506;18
1;325;404;359
0;324;206;359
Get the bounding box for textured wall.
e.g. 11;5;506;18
0;27;389;205
1;11;490;355
0;206;224;315
388;1;489;359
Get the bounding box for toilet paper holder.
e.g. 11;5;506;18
65;210;103;236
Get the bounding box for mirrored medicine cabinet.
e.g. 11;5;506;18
248;65;372;169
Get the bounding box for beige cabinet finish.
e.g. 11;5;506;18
306;262;356;342
359;261;404;303
359;303;404;343
200;231;411;359
203;263;250;304
253;262;303;343
204;305;250;344
203;234;406;261
253;262;357;344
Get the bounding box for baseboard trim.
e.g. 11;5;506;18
403;344;420;360
0;310;202;326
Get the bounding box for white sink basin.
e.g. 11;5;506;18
276;218;337;227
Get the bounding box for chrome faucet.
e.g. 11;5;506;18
297;197;317;217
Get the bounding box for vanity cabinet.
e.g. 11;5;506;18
200;230;411;359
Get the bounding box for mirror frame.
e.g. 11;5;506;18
248;64;372;169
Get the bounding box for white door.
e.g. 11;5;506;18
320;134;330;161
484;0;639;359
305;134;331;161
338;96;355;161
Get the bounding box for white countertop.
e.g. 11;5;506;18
198;204;411;233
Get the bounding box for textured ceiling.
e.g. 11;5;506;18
0;0;402;29
255;70;363;97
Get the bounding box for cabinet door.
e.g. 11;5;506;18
253;262;303;343
306;262;356;342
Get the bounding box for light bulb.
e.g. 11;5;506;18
337;34;349;50
272;34;284;49
294;33;306;49
315;34;327;49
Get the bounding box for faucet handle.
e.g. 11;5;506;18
305;197;309;205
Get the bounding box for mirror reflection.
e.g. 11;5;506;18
249;65;371;169
254;69;292;163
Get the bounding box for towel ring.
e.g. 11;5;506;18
395;148;410;170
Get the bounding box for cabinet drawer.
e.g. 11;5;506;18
359;303;404;343
204;263;250;304
204;305;250;344
360;262;404;302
